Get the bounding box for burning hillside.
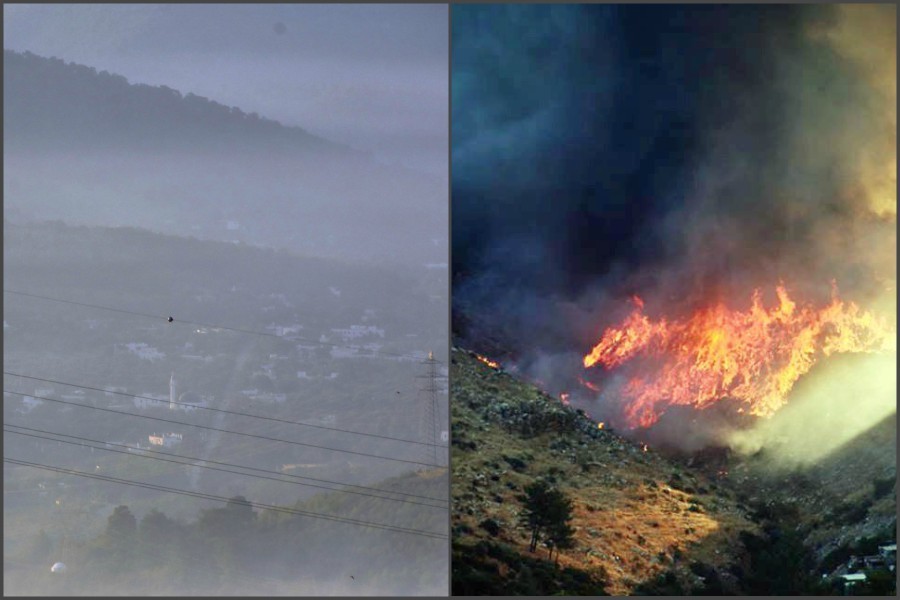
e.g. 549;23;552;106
582;283;895;428
453;4;896;453
450;347;761;595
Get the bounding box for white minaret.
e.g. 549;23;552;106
169;372;176;410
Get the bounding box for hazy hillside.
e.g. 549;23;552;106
727;412;896;573
4;468;449;596
4;220;447;451
4;220;448;594
3;50;447;266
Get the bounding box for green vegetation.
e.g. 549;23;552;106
7;473;448;596
520;480;575;565
738;528;817;595
452;540;607;596
820;519;897;574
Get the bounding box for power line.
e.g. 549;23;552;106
3;289;433;361
5;372;446;449
4;425;447;508
2;390;441;468
4;458;447;541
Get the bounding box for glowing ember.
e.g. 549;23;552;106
578;376;601;393
597;422;605;430
583;283;895;428
475;353;500;369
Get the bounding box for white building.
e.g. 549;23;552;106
148;432;183;448
250;392;286;404
59;389;87;402
120;342;165;362
17;395;43;413
134;393;167;410
330;325;385;341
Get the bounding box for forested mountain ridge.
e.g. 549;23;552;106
4;50;446;265
4;49;351;157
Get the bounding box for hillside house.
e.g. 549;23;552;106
249;392;286;404
295;344;318;359
268;323;303;339
17;395;43;413
879;543;896;565
148;432;183;448
181;354;214;363
331;324;385;341
117;342;165;361
311;414;336;426
840;572;867;594
330;346;359;359
172;392;209;412
59;389;87;402
134;393;167;410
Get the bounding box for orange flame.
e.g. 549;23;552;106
583;284;895;428
475;353;500;370
578;376;601;393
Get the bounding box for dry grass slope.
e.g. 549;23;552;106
451;347;759;595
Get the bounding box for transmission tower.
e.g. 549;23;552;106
417;351;447;469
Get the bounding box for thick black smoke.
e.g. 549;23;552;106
452;4;896;440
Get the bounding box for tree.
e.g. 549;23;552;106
139;509;182;567
520;480;576;564
88;505;138;571
27;529;53;562
106;505;137;542
195;496;257;573
546;516;576;566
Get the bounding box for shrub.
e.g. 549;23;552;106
503;455;528;472
479;519;501;537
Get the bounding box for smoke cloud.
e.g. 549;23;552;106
452;5;896;454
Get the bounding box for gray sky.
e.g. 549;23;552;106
3;4;449;177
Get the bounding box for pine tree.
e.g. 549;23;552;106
520;480;575;564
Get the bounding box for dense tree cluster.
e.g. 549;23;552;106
13;476;447;596
520;479;575;565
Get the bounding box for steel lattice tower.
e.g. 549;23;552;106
417;351;446;468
